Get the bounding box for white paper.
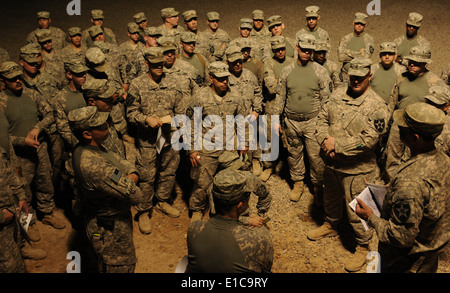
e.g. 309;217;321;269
156;127;165;154
19;212;32;232
349;184;387;231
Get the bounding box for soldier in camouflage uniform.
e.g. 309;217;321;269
202;12;231;62
133;12;148;45
82;9;118;48
249;10;271;43
261;15;297;61
186;168;273;273
35;29;65;87
237;38;265;85
127;47;187;234
313;38;343;92
229;18;264;62
427;87;450;157
337;13;375;85
119;22;145;65
158;8;185;55
182;10;209;57
26;11;68;50
129;27;163;80
295;6;331;52
394;12;431;67
68;106;143;273
59;27;87;64
270;34;331;203
178;32;209;87
308;57;389;272
356;102;450;273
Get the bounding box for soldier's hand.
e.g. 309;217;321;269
25;137;40;149
240;146;249;155
190;152;201;167
249;214;265;228
355;198;373;221
127;173;139;184
145;116;163;128
272;123;282;136
321;136;335;157
18;200;29;216
26;128;40;142
250;111;259;122
1;208;14;223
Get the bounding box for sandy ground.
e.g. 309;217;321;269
0;0;448;277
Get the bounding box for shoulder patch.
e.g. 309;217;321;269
392;200;411;224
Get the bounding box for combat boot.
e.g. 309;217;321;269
41;211;66;229
191;211;203;223
345;244;370;272
289;181;305;202
156;202;180;218
138;212;151;234
252;159;262;176
21;244;47;260
259;168;273;182
27;223;41;242
307;221;338;241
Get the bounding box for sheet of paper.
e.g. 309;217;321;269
349;185;387;231
19;211;32;232
156;127;165;154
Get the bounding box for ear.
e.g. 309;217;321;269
82;130;92;141
66;71;73;80
318;15;321;21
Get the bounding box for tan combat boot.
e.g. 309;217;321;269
345;244;370;272
252;159;262;176
307;221;338;241
259;168;273;182
156;202;180;218
21;243;47;260
138;212;152;234
41;211;66;229
191;211;203;223
27;223;41;242
289;181;305;202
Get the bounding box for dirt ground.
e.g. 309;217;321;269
0;0;448;275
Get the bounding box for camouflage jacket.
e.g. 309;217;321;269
435;115;450;157
262;55;295;96
164;58;200;98
228;68;264;116
296;26;331;51
58;45;87;63
82;27;118;48
201;29;232;62
26;26;68;50
338;32;375;67
393;34;431;64
318;59;344;91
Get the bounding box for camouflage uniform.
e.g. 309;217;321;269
367;103;449;273
119;23;145;64
181;10;209;57
133;12;148;45
186;168;273;273
201;12;231;62
158;8;185;55
128;27;163;80
229;18;264;62
249;10;272;43
82;10;118;48
313;39;343;91
35;29;65;88
26;11;68;50
295;6;331;52
69;106;143;273
58;27;87;63
260;15;297;61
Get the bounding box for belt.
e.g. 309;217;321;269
284;110;319;122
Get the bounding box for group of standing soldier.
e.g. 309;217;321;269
0;4;449;274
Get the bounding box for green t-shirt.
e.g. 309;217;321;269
5;90;39;138
371;65;398;103
64;86;86;115
398;72;430;109
397;37;420;59
285;62;319;115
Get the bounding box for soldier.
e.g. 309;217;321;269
394;12;431;67
295;6;331;52
308;57;389;272
59;27;87;63
356;102;450;273
35;29;64;86
313;38;343;91
159;7;185;55
202;12;231;62
186;168;273;273
229;18;263;61
130;27;163;80
236;38;265;85
68;106;143;273
187;61;249;222
426;86;450;157
26;11;67;50
178;32;209;87
337;12;375;84
82;9;118;48
120;22;145;63
249;10;271;42
127;47;187;233
270;34;331;203
182;10;209;57
262;15;297;60
133;12;148;45
225;45;264;176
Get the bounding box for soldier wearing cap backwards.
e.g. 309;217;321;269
262;15;297;60
270;34;331;204
68;106;142;273
182;10;209;58
178;32;209;87
296;6;331;52
394;12;431;67
127;47;187;234
133;12;148;45
356;102;450;273
202;12;231;62
250;10;271;42
59;27;87;62
26;11;68;50
338;12;375;84
186;168;273;273
313;38;342;92
187;61;249;222
308;57;389;272
159;8;185;55
82;9;118;49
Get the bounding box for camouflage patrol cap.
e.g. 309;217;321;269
36;11;50;19
144;27;163;37
143;47;166;63
158;36;177;52
252;10;264;21
35;29;52;43
315;39;329;52
240;18;253;30
305;6;320;17
127;22;140;34
161;7;179;18
267;15;282;29
88;25;104;39
207;12;220;21
91;9;104;20
218;151;245;170
379;42;397;53
226;45;243;62
68;106;109;132
354;12;368;24
297;34;316;50
92;41;110;54
82;78;116;99
406;12;423;27
19;43;41;63
180;31;196;43
182;10;197;22
208;61;231;78
133;12;147;23
393;102;445;137
85;47;109;72
64;58;88;73
404;46;432;64
348;57;372;77
237;38;252;50
0;61;22;79
68;27;82;37
424;86;450;107
211;169;251;205
270;36;286;50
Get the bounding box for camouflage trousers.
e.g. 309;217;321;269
384;122;408;182
283;117;324;186
0;221;26;273
135;145;180;212
45;128;64;187
86;211;136;273
323;167;377;245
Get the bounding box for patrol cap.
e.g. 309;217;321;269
37;11;50;19
161;7;179;18
92;41;110;54
267;15;282;29
144;26;162;37
133;12;147;23
180;31;196;43
64;58;88;74
225;45;243;62
68;106;110;132
157;36;177;52
315;38;329;52
19;43;41;63
208;61;231;78
211;169;251;205
348;57;372;77
0;61;22;79
354;12;368;24
305;6;320;17
91;9;104;20
379;42;397;53
270;36;286;50
182;10;197;22
82;78;116;99
393;102;445;137
252;10;264;21
237;38;252;50
85;47;109;72
143;46;166;63
297;34;316;50
88;25;104;39
424;86;450;107
35;29;52;43
218;151;245;170
207;12;220;21
404;46;432;64
240;18;253;30
406;12;423;27
127;22;140;34
68;27;82;37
